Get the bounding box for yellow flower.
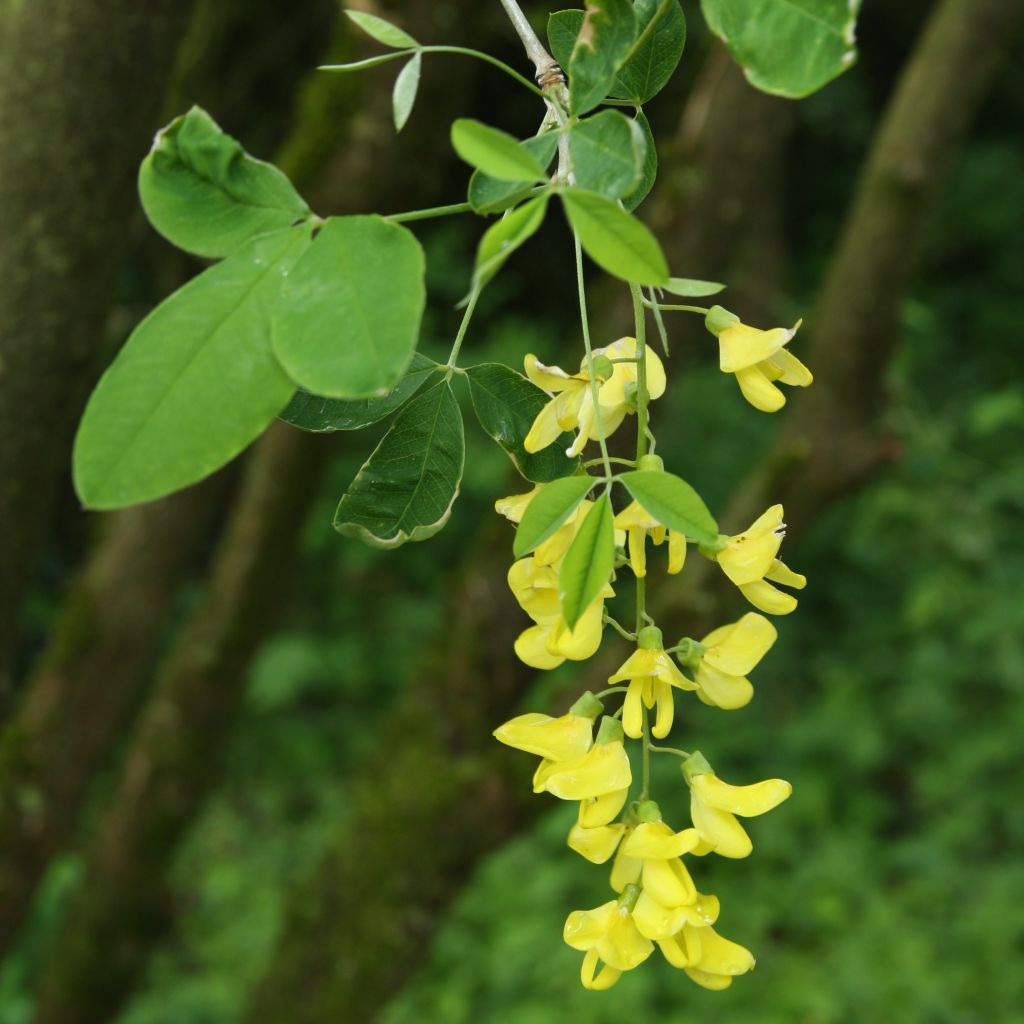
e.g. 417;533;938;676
523;337;666;457
683;753;792;859
709;504;806;614
613;501;686;579
568;787;630;863
534;717;632;801
608;627;696;739
507;557;612;669
563;893;654;990
706;305;811;413
679;612;777;710
493;691;602;761
659;923;756;990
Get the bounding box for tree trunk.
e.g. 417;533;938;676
0;0;199;706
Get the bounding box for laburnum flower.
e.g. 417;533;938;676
676;612;777;710
683;752;792;859
707;504;806;614
568;788;630;864
493;691;602;761
533;716;632;803
659;922;757;991
523;337;666;457
706;305;811;413
608;626;696;739
507;556;612;669
563;887;653;990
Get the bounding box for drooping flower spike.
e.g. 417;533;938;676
706;305;812;413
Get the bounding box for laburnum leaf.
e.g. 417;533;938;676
562;188;668;285
700;0;860;99
392;52;422;132
333;380;464;548
621;109;657;211
138;106;310;259
279;354;439;432
563;0;638;115
559;491;615;628
569;110;647;200
451;119;548;183
513;475;594;558
272;215;426;399
468;131;559;214
466;363;579;482
613;0;687;104
346;10;419;49
73;225;312;509
663;277;725;297
618;469;718;543
475;194;550;287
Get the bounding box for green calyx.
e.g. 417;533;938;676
569;690;604;719
673;637;704;668
637;625;663;651
698;534;730;557
590;354;615;381
622;379;638;411
681;750;713;782
636;453;663;472
704;304;741;336
597;715;625;745
636;799;662;823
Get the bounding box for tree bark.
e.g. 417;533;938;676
0;476;230;956
0;0;200;706
31;424;331;1024
246;1;1024;1018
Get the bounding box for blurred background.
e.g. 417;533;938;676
1;1;1022;1021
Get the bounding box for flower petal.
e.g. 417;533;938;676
493;712;594;761
690;793;752;858
735;364;786;412
738;579;798;615
718;324;792;373
641;857;697;908
568;821;626;863
693;663;754;710
539;740;632;800
579;787;629;828
514;625;565;669
564;902;617;950
701;612;777;676
621;822;700;860
690;773;792;817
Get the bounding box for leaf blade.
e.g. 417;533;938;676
663;277;725;297
451;119;547;183
568;110;647;200
618;469;718;543
559;492;615;628
346;10;419;49
468;131;559;214
475;194;550;287
272;215;426;399
513;475;594;558
333;380;465;548
392;52;422;132
73;225;312;509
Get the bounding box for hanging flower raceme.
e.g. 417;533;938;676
703;504;807;614
523;337;666;457
608;626;696;739
682;752;792;859
705;305;812;413
674;612;777;710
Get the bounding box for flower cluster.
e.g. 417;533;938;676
493;311;809;993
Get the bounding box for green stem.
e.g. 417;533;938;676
649;744;692;759
583;456;635;469
646;286;671;358
387;202;473;224
602;615;636;642
594;684;629;700
420;45;548;100
644;301;711;314
574;233;613;481
445;284;481;370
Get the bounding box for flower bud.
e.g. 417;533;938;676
637;453;663;472
590;354;615;381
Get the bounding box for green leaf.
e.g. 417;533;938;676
663;277;725;297
272;215;426;399
513;475;594;558
562;1;638;116
346;10;418;49
568;110;646;200
451;119;548;183
333;380;464;548
465;363;579;483
614;0;686;103
622;109;657;211
392;52;422;132
73;225;311;510
618;469;718;543
562;188;668;285
700;0;860;99
475;194;550;287
279;353;438;432
468;132;559;214
559;492;614;628
138;106;310;259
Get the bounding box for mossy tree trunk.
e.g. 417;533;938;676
0;0;199;706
